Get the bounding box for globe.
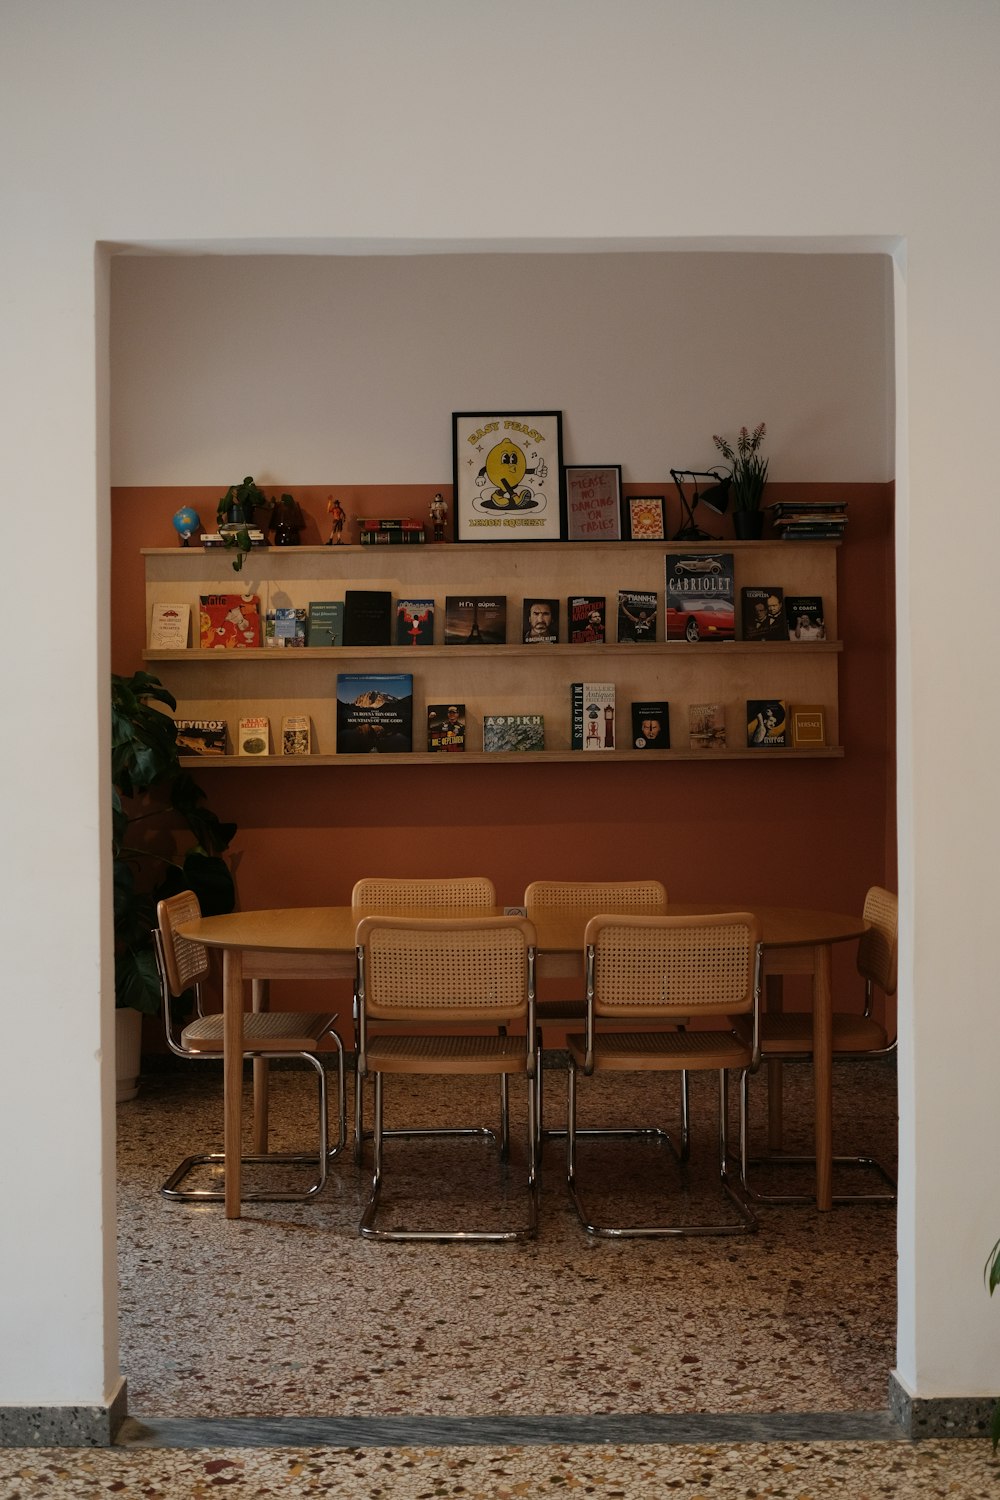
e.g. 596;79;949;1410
172;506;201;545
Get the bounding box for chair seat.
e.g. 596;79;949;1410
567;1028;752;1072
752;1011;889;1055
366;1032;531;1076
182;1010;337;1054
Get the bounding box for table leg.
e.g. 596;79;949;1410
765;973;784;1151
223;947;244;1219
252;979;270;1156
812;943;833;1211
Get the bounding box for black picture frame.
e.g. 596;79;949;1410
622;493;668;542
452;410;565;542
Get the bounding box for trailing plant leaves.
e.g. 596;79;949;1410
170;770;237;855
115;943;162;1015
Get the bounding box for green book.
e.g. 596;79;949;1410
307;600;344;648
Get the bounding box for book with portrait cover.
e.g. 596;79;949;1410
427;703;466;752
740;586;788;641
568;595;606;643
785;595;827;641
237;715;270;756
175;719;227;756
616;589;657;643
395;597;435;646
343;590;393;646
664;553;734;642
571;682;616;750
336;673;413;753
746;699;788;748
281;714;311;756
199;593;262;649
444;595;507;645
264;606;307;647
521;597;560;643
483;714;545;752
688;702;726;751
630;701;670;750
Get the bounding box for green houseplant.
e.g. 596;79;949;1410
713;422;769;538
985;1240;1000;1447
216;475;270;573
112;670;237;1014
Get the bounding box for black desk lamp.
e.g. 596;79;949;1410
670;469;732;541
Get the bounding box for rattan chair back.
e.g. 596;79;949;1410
352;876;496;909
858;885;897;997
156;889;211;998
356;914;535;1026
585;912;759;1020
525;879;666;911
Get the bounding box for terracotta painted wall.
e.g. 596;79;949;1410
113;477;895;1026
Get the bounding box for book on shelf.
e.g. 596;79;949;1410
175;718;227;756
444;595;507;645
688;703;726;751
149;602;190;649
665;553;735;642
395;597;435;646
522;597;560;643
307;600;344;648
768;501;848;541
427;702;466;752
568;595;606;643
237;715;270;756
357;516;425;531
740;586;789;641
281;714;311;756
630;701;670;750
746;699;788;748
483;714;545;752
199;593;262;649
200;529;267;548
616;589;657;642
336;672;413;753
785;595;827;640
359;528;427;545
789;703;827;749
343;590;393;646
571;682;616;750
263;606;307;647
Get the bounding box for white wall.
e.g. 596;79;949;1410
110;252;892;485
2;0;999;1415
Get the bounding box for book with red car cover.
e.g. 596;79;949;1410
664;553;734;642
199;593;262;649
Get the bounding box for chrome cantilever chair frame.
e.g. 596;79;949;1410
566;912;762;1238
745;884;898;1206
355;914;539;1242
350;877;497;1163
154;893;347;1203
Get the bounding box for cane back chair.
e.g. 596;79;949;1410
154;890;347;1202
354;914;539;1241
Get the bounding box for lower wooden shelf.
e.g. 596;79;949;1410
181;747;844;768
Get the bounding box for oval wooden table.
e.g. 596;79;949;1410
178;903;867;1218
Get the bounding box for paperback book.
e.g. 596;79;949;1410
444;595;507;645
789;703;827;749
665;553;734;642
281;714;311;756
199;593;262;649
630;701;670;750
343;590;393;646
522;598;560;643
336;673;413;753
175;719;227;756
483;714;545;752
740;587;788;641
746;699;788;748
307;600;344;648
395;597;435;646
617;590;657;642
149;602;190;649
571;682;616;750
785;595;827;640
427;703;466;752
238;715;270;756
688;702;726;751
264;606;307;647
568;595;606;643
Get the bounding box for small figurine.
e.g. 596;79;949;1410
429;491;448;542
269;493;303;546
171;506;201;547
326;496;346;545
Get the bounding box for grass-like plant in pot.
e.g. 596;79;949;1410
713;422;769;536
112;670;236;1013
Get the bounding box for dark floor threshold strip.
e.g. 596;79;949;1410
118;1410;907;1450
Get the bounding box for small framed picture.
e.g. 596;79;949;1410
564;465;623;542
452;410;565;542
622;493;667;542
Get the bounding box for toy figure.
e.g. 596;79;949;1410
326;496;346;545
429;492;448;542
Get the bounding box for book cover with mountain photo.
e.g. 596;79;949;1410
336;673;413;752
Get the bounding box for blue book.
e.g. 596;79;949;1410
336;673;413;753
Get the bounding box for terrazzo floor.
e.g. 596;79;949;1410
6;1051;997;1495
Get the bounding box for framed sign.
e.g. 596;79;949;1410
564;465;623;542
452;410;565;542
623;493;667;542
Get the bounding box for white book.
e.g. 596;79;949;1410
149;602;190;649
281;714;311;756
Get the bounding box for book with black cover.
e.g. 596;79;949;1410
444;595;507;645
395;598;434;646
427;703;466;752
746;699;788;747
630;701;669;750
665;553;735;642
785;595;827;640
740;586;788;641
617;590;657;642
343;590;393;646
175;719;227;756
568;595;606;643
336;673;413;753
522;597;560;643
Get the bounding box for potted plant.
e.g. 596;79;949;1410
112;670;237;1095
713;422;769;539
985;1240;1000;1447
216;475;270;573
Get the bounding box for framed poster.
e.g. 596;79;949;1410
452;410;565;542
622;493;667;542
564;465;623;542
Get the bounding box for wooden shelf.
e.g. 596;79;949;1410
182;746;844;768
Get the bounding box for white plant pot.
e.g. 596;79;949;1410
116;1007;143;1102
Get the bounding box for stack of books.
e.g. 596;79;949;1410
358;517;426;545
767;501;848;540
